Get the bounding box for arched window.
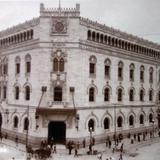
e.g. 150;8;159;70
104;117;110;129
149;89;153;101
92;32;95;41
104;88;110;101
104;58;111;79
25;86;30;100
87;30;91;40
149;67;153;83
100;34;103;43
96;33;99;42
117;116;123;127
88;119;95;131
139;114;144;124
140;65;144;83
129;89;134;101
13;116;18;128
118;61;123;80
129;115;134;126
15;86;19;100
53;58;58;72
129;63;135;81
54;86;62;101
149;113;153;123
140;89;144;101
59;58;64;72
25;54;31;74
24;117;29;130
89;87;95;102
117;88;123;102
89;56;97;75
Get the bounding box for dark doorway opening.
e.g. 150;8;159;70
48;121;66;144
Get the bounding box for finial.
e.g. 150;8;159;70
59;0;61;10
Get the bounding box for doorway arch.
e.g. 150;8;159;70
48;121;66;144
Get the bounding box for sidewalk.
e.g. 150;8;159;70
0;135;160;160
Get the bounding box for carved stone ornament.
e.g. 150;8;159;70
51;19;67;34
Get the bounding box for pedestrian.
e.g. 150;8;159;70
0;132;3;141
119;152;123;160
50;137;54;149
74;143;78;157
109;140;111;149
134;134;136;140
92;137;95;145
105;139;108;147
89;143;92;154
15;135;18;146
97;152;102;160
82;138;86;148
53;144;57;153
120;143;123;153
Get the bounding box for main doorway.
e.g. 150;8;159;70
48;121;66;144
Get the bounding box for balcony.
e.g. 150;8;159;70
50;72;66;82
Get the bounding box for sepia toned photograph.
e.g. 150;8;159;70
0;0;160;159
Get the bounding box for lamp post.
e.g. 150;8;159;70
114;105;117;148
89;127;93;147
152;119;155;137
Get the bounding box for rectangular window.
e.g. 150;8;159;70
89;63;95;74
105;65;110;78
16;63;20;74
26;62;31;73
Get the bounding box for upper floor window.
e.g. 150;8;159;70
149;67;153;83
15;86;20;100
118;61;123;80
129;115;134;126
129;89;134;101
139;114;144;124
25;85;30;100
140;65;145;83
88;119;95;131
149;89;153;101
3;86;7;100
89;56;97;76
140;89;145;101
53;58;64;72
15;56;21;75
24;117;29;131
129;63;135;81
25;54;31;74
104;117;110;129
54;86;62;101
104;58;111;79
13;116;19;128
104;87;110;102
89;87;95;102
117;88;123;102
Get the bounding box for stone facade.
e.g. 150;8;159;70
0;3;160;147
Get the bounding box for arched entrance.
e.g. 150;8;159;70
0;113;2;133
48;121;66;144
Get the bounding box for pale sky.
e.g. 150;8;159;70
0;0;160;43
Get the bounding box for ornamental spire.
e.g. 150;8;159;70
59;0;61;10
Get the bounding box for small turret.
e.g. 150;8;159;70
76;3;80;11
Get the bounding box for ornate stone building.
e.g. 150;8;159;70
0;3;160;146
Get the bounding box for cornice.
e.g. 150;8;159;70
79;40;160;65
80;17;160;50
77;104;156;110
0;17;40;38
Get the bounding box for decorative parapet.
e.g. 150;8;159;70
40;3;80;18
80;17;160;50
0;17;40;38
